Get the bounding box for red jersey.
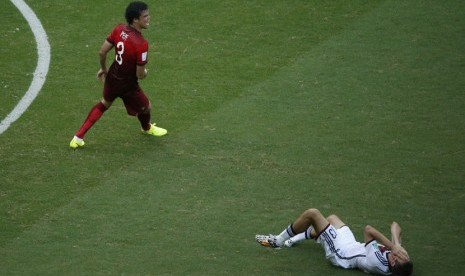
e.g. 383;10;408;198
106;24;148;86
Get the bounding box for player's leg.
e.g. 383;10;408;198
75;99;111;138
285;214;345;247
284;226;315;247
327;214;346;229
137;101;152;131
121;88;150;130
293;208;330;234
70;97;112;148
124;88;167;136
256;208;329;248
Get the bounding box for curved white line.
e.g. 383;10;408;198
0;0;50;135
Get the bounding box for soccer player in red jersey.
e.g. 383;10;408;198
70;1;167;149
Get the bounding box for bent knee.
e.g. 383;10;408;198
303;208;322;218
327;214;345;228
101;99;113;108
143;102;152;113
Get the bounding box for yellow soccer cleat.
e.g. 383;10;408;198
69;136;85;149
142;123;167;137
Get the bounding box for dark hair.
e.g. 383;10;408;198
125;1;148;24
392;261;413;276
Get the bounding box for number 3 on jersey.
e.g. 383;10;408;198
329;228;337;239
116;41;124;65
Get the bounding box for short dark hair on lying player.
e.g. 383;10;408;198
392;260;413;276
125;1;148;24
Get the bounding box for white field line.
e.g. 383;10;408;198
0;0;51;135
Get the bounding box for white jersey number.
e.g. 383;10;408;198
115;41;124;65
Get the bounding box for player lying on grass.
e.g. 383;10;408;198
70;1;167;149
256;208;413;275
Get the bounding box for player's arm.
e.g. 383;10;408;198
136;42;149;80
364;225;393;247
136;65;148;80
97;40;114;81
364;225;409;261
390;221;402;246
390;221;409;260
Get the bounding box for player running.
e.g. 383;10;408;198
70;1;166;149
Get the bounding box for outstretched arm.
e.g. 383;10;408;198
364;224;409;261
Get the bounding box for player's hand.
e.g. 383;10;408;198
391;245;409;261
97;68;107;82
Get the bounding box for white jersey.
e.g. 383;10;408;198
317;225;391;275
357;240;391;275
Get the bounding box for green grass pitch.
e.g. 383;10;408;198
1;0;464;274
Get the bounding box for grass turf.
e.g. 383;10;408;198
1;0;464;274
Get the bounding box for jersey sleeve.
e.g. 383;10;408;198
106;26;119;45
136;41;149;66
362;240;391;275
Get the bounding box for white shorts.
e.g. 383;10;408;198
316;225;366;269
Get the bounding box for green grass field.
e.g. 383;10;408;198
1;0;464;274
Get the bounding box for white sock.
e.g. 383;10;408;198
276;224;297;246
284;226;313;247
293;225;313;241
289;232;307;243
